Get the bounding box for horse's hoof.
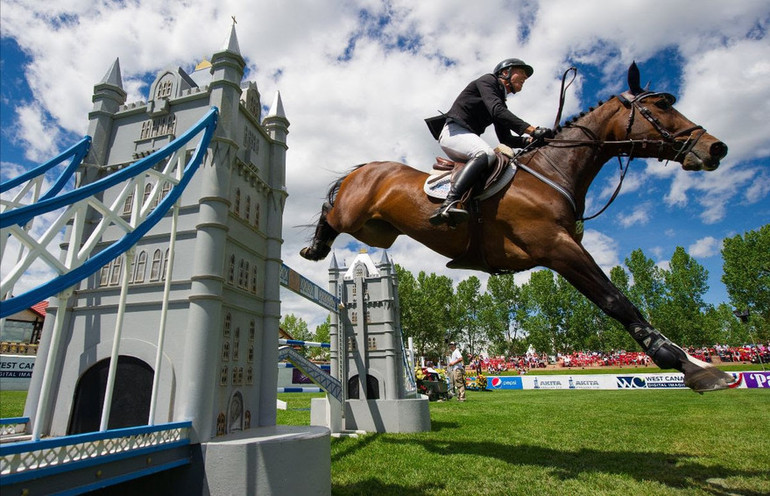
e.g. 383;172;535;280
300;244;330;261
300;246;318;261
684;365;736;393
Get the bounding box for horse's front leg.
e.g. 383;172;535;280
546;235;735;393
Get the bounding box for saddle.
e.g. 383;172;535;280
423;145;518;274
423;145;517;203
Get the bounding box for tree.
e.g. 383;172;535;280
395;264;453;361
624;248;665;328
606;266;637;350
280;313;312;356
660;246;710;345
721;224;770;340
520;270;564;354
486;273;528;356
452;276;483;357
312;315;331;361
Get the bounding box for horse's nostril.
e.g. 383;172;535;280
710;142;728;159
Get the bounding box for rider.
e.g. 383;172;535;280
429;58;555;226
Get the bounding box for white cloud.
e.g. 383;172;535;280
581;229;620;273
1;0;768;326
617;203;651;228
688;236;722;258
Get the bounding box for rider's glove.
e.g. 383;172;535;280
532;127;555;141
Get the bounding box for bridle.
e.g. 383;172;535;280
515;71;709;222
617;90;707;164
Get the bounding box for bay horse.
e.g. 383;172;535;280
300;63;734;392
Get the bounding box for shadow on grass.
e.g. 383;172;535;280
385;437;768;495
332;436;767;495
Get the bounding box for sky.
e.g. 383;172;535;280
1;0;769;331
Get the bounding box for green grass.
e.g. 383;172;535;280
0;391;27;418
3;367;767;496
277;384;770;496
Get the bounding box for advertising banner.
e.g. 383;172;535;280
486;371;768;390
0;354;36;391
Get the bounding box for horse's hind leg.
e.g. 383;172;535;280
547;236;735;393
300;202;339;261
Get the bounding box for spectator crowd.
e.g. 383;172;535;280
464;343;769;375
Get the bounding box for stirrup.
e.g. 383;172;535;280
429;200;469;226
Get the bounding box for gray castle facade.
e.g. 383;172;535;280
25;25;289;443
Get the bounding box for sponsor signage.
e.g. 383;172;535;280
486;371;769;390
488;376;522;390
280;263;339;312
0;354;36;391
742;372;770;388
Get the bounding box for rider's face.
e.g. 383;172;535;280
507;68;529;93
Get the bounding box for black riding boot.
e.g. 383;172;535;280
429;153;490;226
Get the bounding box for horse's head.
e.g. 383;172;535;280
615;62;727;171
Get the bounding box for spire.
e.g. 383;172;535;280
100;58;124;89
330;252;339;270
223;22;241;55
379;250;390;266
264;90;289;143
266;91;286;120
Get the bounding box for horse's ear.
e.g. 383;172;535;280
628;62;642;95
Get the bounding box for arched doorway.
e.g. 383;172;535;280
67;355;154;434
347;374;379;400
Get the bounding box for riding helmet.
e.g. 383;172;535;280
494;58;534;77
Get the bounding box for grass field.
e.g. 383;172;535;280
2;366;767;495
275;366;769;496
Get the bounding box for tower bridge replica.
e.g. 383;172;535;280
0;25;428;495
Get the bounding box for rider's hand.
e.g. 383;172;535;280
532;127;555;141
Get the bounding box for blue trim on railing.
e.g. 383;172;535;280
0;108;218;318
0;416;29;425
0;439;191;486
0;136;91;197
50;458;192;496
281;339;331;348
0;420;192;456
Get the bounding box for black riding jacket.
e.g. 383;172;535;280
446;73;531;148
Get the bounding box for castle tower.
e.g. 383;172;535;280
315;250;430;433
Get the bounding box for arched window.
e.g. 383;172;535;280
243;261;250;289
238;259;245;287
244;196;251;222
254;203;260;229
161;181;171;200
143;183;153;207
150;249;163;281
134;251;147;283
161;248;170;281
234;188;241;216
251;265;257;293
224;312;232;338
123;194;133;215
99;264;110;286
228;255;235;284
109;256;122;285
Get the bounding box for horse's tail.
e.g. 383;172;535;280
326;164;366;207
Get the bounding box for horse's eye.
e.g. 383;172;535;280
654;99;671;110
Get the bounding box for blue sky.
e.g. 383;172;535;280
1;1;769;329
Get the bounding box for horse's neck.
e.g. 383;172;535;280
535;103;626;208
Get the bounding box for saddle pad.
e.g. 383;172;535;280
423;163;518;200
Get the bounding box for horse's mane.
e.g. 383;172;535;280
557;96;615;132
516;95;617;159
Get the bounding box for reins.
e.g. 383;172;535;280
515;71;707;222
